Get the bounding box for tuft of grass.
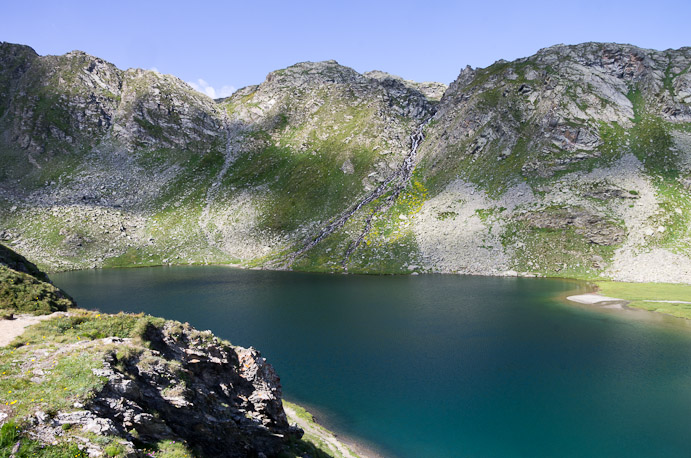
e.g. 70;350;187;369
137;439;196;458
104;442;126;457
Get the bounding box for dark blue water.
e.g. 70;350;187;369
52;267;691;457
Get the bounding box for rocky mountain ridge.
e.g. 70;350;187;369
1;41;690;283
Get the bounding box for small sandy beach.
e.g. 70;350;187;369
564;291;691;332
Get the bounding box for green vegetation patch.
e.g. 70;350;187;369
0;421;89;458
0;310;200;457
135;439;196;458
11;311;163;346
0;265;74;315
596;281;691;319
626;87;679;177
0;244;49;283
647;179;691;254
631;116;677;177
226;142;374;233
502;220;616;280
341;179;426;273
291;230;351;273
0;311;168;421
346;231;420;274
0;343;110;420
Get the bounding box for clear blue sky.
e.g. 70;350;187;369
3;0;690;97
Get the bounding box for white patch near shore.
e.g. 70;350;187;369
566;293;624;304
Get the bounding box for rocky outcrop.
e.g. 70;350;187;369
0;43;223;156
518;207;625;246
420;43;691;182
84;323;300;457
2;314;303;457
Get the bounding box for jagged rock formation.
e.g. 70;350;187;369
0;309;305;457
412;43;691;282
1;41;690;282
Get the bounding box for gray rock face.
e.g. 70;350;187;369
0;43;224;156
422;42;691;175
85;323;298;457
21;323;301;458
518;207;625;246
364;70;448;101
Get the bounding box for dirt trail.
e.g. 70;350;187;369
0;312;67;347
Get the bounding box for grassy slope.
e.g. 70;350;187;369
0;311;182;457
0;266;74;315
596;281;691;319
0;421;89;458
0;244;75;315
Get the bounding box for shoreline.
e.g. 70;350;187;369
0;312;387;458
562;291;691;332
42;259;691;285
284;398;388;458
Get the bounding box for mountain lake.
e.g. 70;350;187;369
52;266;691;457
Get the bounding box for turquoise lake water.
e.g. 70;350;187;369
52;267;691;457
